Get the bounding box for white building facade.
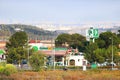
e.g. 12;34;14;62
64;49;87;66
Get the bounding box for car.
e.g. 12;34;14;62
22;59;27;64
109;62;116;66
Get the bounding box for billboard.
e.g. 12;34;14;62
86;28;99;39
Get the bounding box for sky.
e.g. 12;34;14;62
0;0;120;24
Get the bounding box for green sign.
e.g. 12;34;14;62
39;47;67;51
87;28;99;38
40;47;48;50
88;29;93;38
0;50;4;55
91;63;97;69
93;29;99;38
54;48;67;51
33;46;39;51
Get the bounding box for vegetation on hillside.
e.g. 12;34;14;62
0;24;57;40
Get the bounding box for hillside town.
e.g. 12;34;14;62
0;26;120;69
0;0;120;79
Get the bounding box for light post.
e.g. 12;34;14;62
111;37;114;70
53;39;55;70
27;37;30;69
51;31;56;70
53;31;58;70
110;37;114;70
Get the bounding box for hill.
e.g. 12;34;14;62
0;24;58;40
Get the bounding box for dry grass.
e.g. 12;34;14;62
1;70;120;80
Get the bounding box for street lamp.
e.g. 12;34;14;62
27;37;30;70
51;31;56;70
53;39;55;70
110;37;114;70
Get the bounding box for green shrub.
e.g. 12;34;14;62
4;64;17;76
29;51;45;71
0;62;6;67
0;66;5;74
0;62;6;74
0;63;17;76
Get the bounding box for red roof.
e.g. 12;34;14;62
0;46;6;49
29;40;41;43
40;50;67;56
0;41;6;49
0;41;6;43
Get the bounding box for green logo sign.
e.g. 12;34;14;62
88;29;93;38
93;29;99;38
87;28;99;38
0;50;4;55
39;47;67;51
40;47;49;50
33;46;38;51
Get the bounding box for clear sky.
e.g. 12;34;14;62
0;0;120;24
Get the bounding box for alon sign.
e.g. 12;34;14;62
86;28;99;38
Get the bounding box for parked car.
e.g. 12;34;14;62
108;62;116;66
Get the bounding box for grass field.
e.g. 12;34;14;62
0;70;120;80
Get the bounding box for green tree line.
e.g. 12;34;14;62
6;31;45;71
5;30;120;67
56;31;120;64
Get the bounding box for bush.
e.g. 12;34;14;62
4;64;17;76
0;62;6;74
0;66;5;74
29;51;45;71
0;63;17;76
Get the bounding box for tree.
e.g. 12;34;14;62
84;43;98;63
85;31;120;64
93;48;106;63
97;31;120;48
6;31;28;64
55;33;71;47
96;39;105;48
56;33;86;52
105;45;120;63
70;33;86;52
29;51;45;71
84;43;120;64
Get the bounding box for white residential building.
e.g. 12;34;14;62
64;49;87;66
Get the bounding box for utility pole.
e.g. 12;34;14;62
110;37;114;70
53;39;55;70
51;31;55;70
111;37;114;70
27;37;30;70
